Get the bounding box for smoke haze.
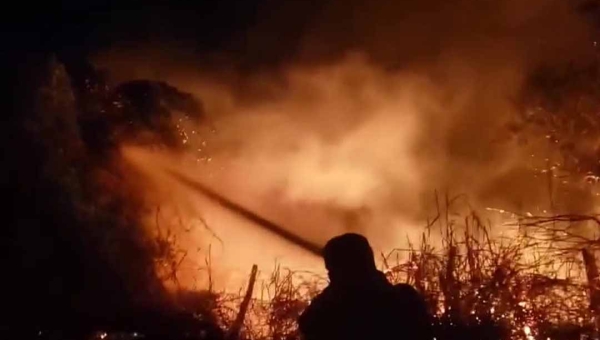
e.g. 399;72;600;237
93;0;597;290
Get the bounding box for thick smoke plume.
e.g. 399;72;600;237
95;0;598;290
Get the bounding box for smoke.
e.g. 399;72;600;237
93;0;596;290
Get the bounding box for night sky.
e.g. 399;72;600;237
4;0;326;73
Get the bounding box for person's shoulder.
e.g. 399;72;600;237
393;283;421;296
298;287;336;334
391;283;428;307
299;287;333;319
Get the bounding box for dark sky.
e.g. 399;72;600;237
6;0;599;76
10;1;261;43
4;0;324;69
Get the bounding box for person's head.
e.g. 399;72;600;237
322;233;377;285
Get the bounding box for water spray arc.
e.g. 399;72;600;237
166;170;324;256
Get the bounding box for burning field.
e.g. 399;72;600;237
5;0;600;339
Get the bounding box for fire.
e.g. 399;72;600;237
25;0;598;338
91;44;600;340
8;6;600;340
121;145;325;292
115;55;600;308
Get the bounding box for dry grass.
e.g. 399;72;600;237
190;198;600;340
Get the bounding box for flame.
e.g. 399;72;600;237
80;1;600;336
115;54;600;299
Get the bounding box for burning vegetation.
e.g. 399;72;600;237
8;51;600;340
155;199;600;340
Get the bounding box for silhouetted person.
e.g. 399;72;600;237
298;233;432;340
